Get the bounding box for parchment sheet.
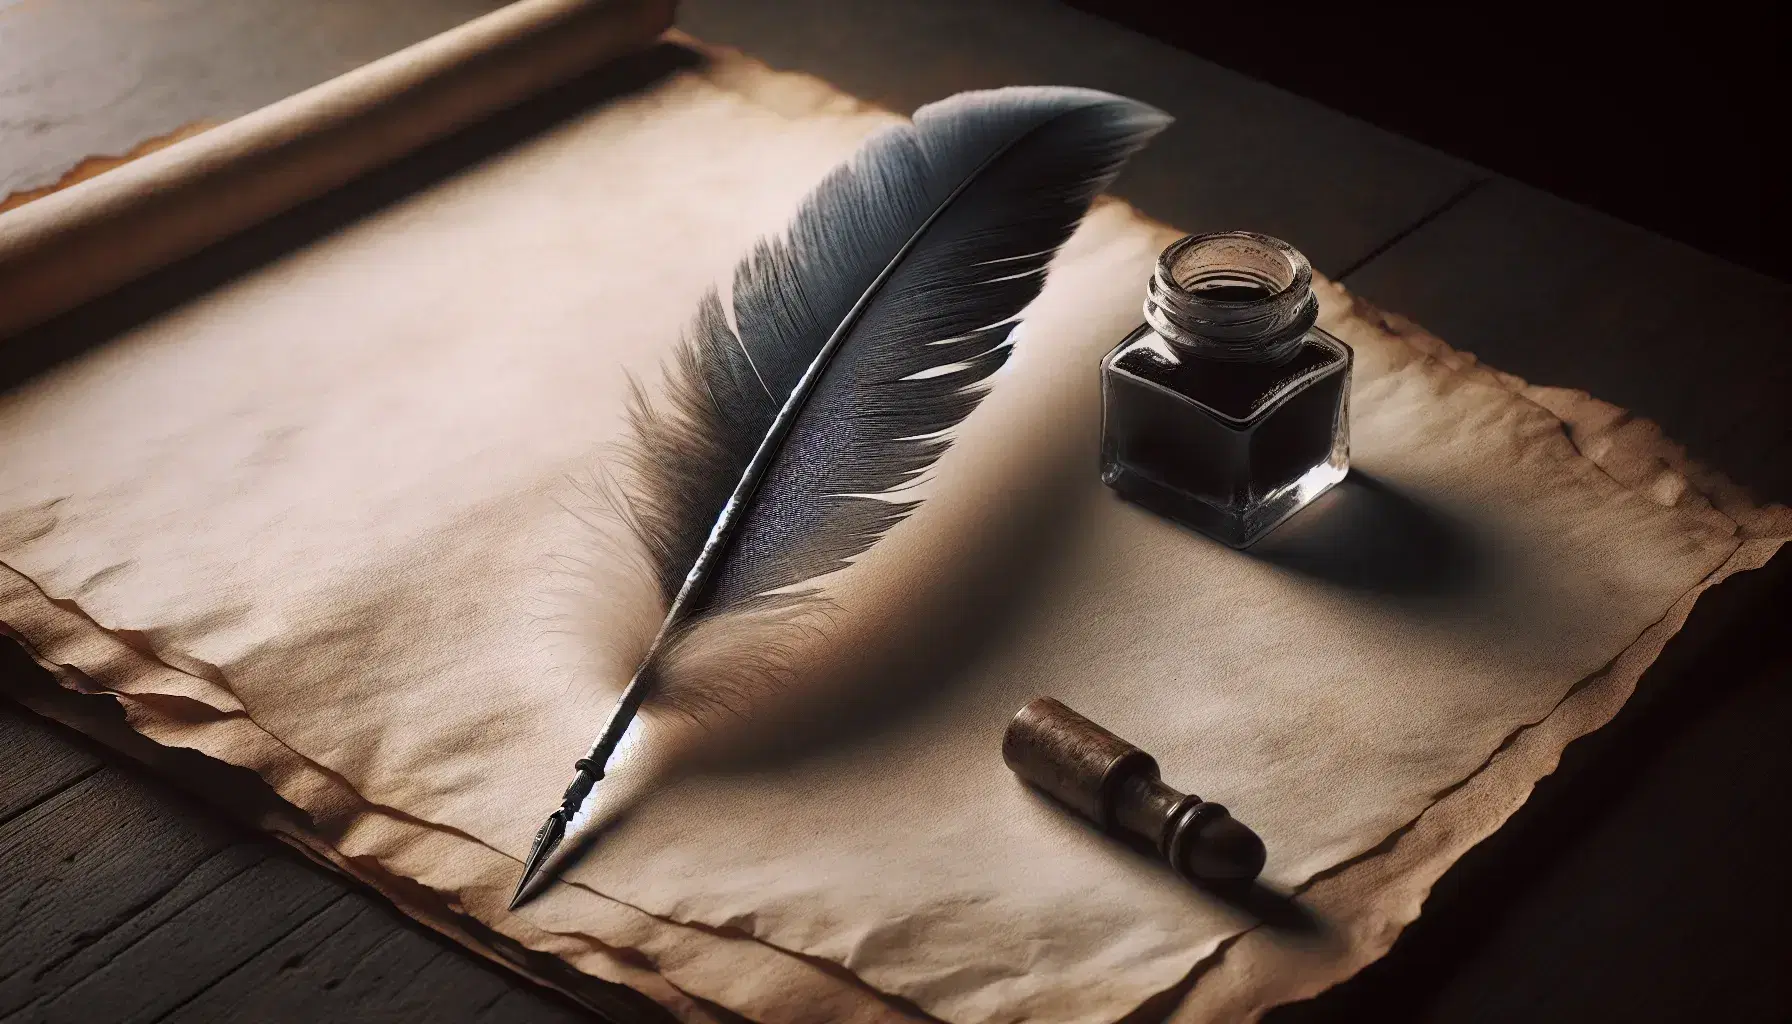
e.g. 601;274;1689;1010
3;32;1788;1024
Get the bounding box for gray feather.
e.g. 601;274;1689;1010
614;87;1169;717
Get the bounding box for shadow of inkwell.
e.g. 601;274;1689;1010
1246;471;1481;600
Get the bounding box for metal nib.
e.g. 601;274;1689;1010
509;809;568;910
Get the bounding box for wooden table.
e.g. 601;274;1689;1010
4;2;1788;1020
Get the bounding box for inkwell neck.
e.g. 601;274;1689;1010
1144;232;1319;363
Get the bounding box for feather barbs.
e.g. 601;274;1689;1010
513;85;1168;906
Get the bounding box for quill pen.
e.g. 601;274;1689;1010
512;87;1168;906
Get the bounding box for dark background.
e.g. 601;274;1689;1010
1070;3;1789;281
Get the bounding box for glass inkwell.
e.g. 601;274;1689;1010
1100;232;1351;548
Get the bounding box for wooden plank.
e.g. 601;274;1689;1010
20;844;344;1023
0;693;101;826
678;0;1482;277
0;768;239;1016
163;896;595;1024
0;689;642;1023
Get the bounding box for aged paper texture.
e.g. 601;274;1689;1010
2;35;1785;1024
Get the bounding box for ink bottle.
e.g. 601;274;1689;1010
1100;232;1351;548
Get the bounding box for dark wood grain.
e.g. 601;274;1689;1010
0;767;239;1017
0;694;634;1024
0;700;101;826
163;896;591;1024
22;844;346;1023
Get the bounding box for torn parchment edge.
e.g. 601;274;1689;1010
0;560;930;1024
0;122;219;215
4;268;1783;1023
1157;283;1792;1021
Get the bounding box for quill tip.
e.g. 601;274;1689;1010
509;808;569;910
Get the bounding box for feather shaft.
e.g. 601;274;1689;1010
513;87;1170;906
561;116;1021;797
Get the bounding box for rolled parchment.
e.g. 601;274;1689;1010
0;0;674;341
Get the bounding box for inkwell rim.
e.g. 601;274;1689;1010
1144;231;1319;362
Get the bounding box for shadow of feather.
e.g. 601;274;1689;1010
684;428;1102;773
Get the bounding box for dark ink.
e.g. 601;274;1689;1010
1101;232;1351;547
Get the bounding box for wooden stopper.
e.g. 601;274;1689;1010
1002;697;1266;884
